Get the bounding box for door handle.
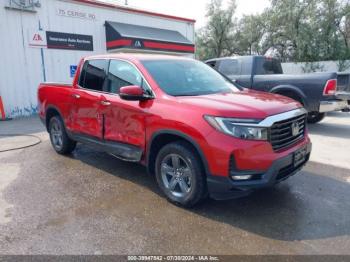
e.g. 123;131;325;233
100;100;111;106
72;94;80;99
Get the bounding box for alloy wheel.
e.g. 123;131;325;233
160;153;193;198
51;120;63;150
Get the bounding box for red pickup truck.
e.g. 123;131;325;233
38;54;311;207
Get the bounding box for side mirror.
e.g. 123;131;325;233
119;85;152;101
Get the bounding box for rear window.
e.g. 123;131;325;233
255;57;283;75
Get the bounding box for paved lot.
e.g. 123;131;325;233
0;112;349;255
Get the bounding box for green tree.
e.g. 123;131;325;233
261;0;318;62
234;14;267;55
196;0;350;64
196;0;237;60
261;0;350;62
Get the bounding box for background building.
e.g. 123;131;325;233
0;0;195;118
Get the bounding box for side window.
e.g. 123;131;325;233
78;63;86;87
255;58;283;75
107;60;146;94
206;60;216;68
240;57;253;75
218;59;241;75
79;59;108;91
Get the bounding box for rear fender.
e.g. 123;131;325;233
270;85;309;110
44;105;65;131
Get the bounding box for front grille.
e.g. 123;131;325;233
270;114;306;151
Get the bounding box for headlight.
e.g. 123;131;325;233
204;115;268;140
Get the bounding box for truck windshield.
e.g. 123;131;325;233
255;57;283;75
141;59;240;96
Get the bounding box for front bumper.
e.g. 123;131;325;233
206;142;312;200
319;100;348;113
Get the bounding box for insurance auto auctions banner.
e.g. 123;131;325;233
46;31;93;51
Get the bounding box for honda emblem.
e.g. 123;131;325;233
291;121;300;136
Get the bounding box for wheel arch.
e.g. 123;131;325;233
45;105;63;131
146;130;210;177
270;85;309;109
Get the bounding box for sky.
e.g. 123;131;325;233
103;0;270;28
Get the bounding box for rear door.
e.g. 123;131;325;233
70;59;109;139
252;57;283;92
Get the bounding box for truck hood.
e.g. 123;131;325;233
177;89;302;119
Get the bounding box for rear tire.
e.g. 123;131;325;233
307;112;326;124
49;116;76;154
155;141;207;207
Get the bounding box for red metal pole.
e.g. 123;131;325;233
0;96;6;120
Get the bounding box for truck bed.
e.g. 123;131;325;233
39;82;72;88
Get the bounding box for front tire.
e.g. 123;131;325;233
49;116;76;154
307;112;326;124
155;141;207;207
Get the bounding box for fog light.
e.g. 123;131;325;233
231;175;252;180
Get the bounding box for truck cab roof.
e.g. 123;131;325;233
206;55;270;63
83;53;193;62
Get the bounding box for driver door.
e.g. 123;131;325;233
100;59;151;149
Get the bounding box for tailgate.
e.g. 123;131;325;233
336;73;350;101
337;73;350;92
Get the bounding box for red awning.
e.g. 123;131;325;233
105;21;195;54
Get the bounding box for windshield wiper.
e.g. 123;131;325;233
174;93;201;97
175;91;218;97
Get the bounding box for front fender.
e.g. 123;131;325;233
146;128;212;177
